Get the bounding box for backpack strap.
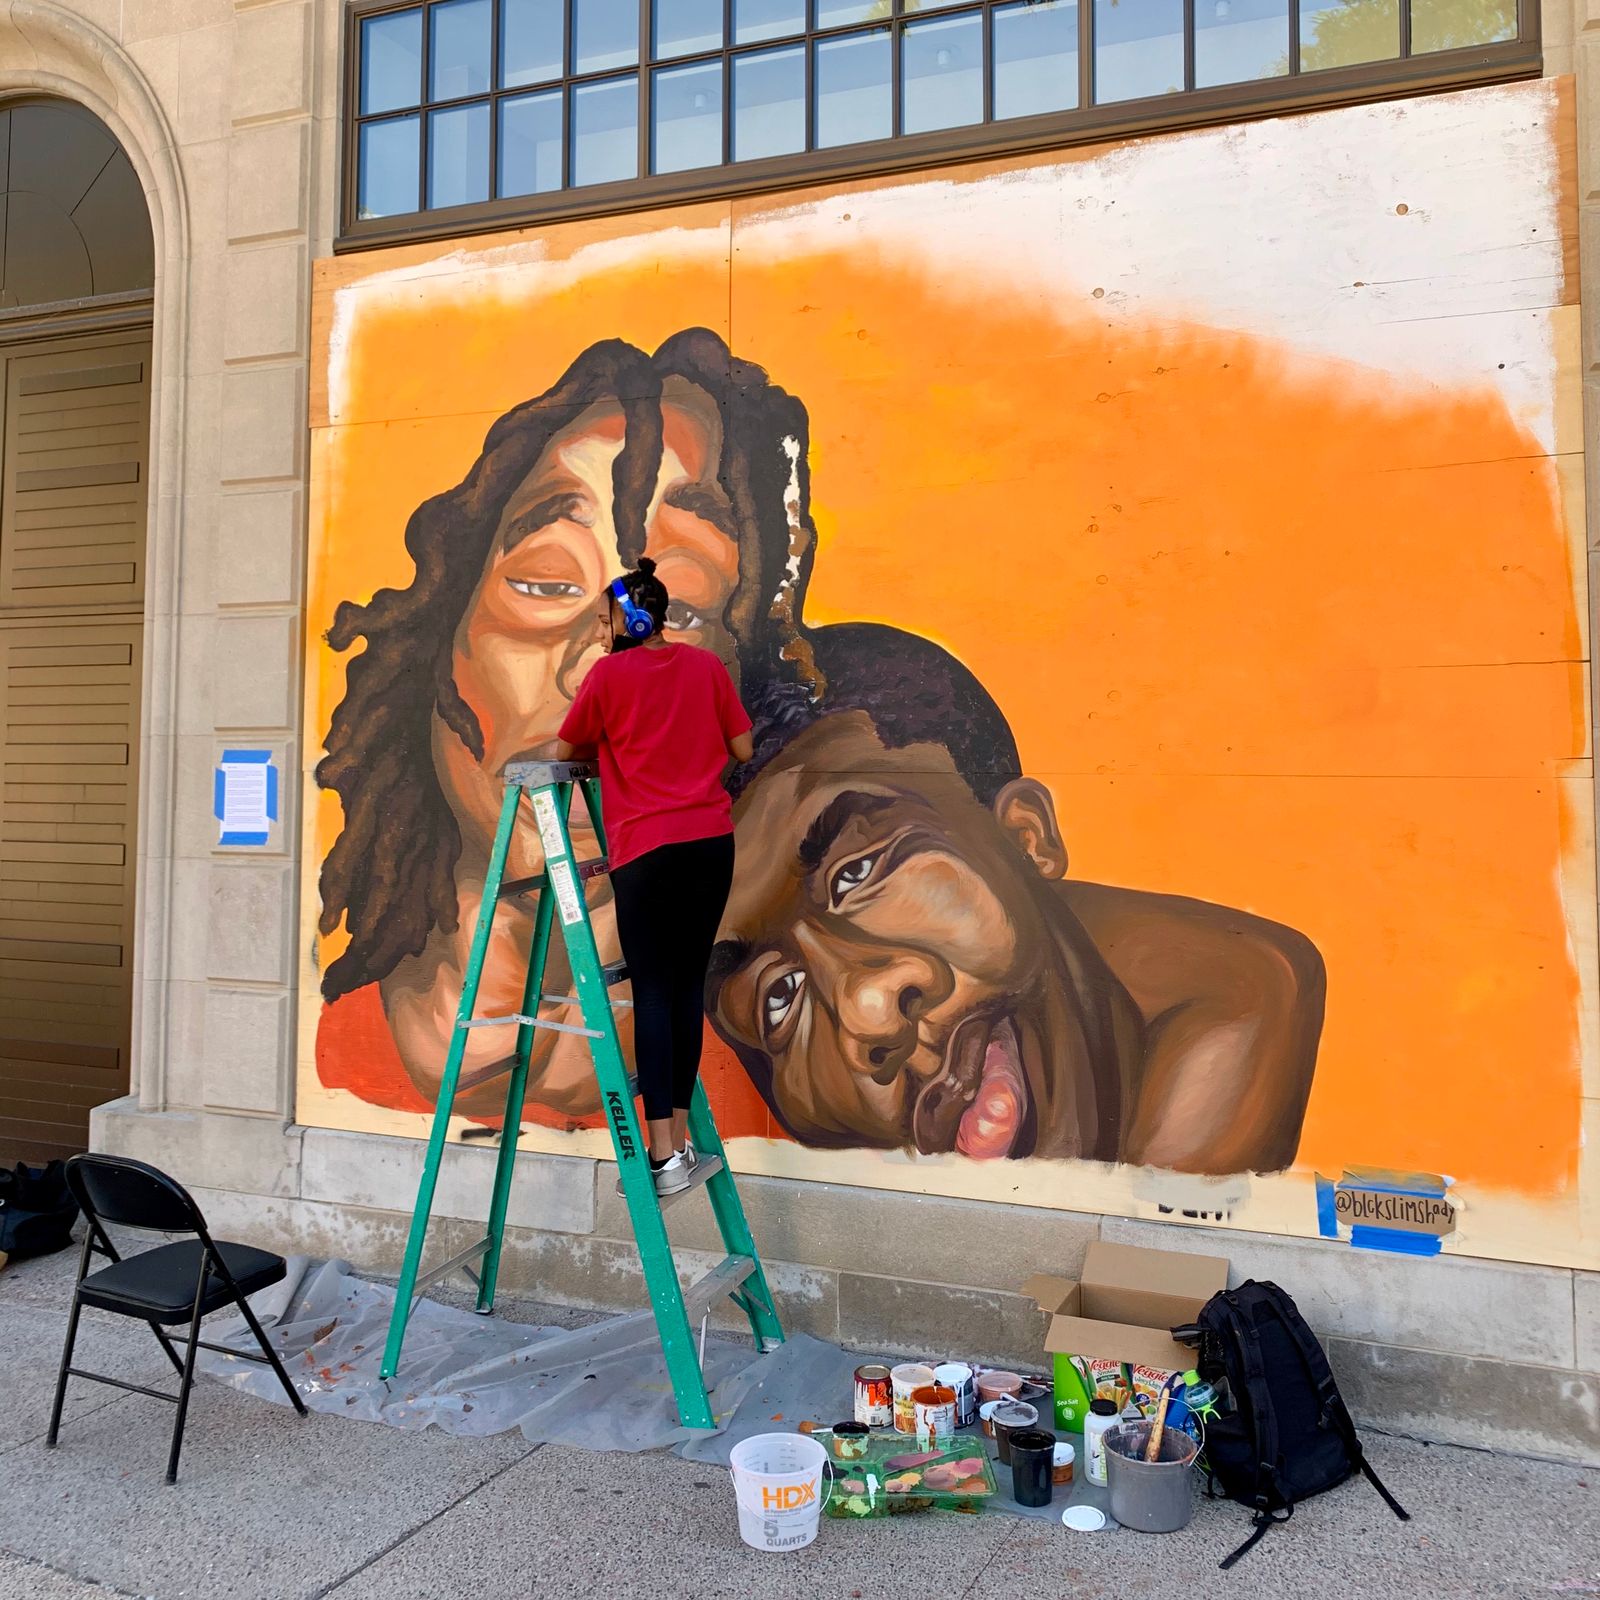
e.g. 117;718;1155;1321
1220;1503;1293;1570
1252;1284;1411;1525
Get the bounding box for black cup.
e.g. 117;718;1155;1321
1008;1427;1057;1509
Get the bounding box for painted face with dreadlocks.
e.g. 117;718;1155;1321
314;329;819;1127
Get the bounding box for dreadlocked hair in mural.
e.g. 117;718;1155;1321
732;621;1023;808
314;329;820;1004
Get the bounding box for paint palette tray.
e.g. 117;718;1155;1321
825;1440;998;1518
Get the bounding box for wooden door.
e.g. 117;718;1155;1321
0;330;149;1164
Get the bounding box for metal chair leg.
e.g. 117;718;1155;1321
46;1294;85;1449
147;1321;186;1376
231;1291;307;1416
165;1280;207;1484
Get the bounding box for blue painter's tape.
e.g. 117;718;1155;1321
213;768;226;821
219;830;269;847
1341;1179;1448;1200
266;762;279;822
220;748;272;764
1348;1226;1442;1257
1314;1173;1338;1239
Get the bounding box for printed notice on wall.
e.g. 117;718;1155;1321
214;749;278;847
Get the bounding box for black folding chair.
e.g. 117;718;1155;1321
47;1153;308;1482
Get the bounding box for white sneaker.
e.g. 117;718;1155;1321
652;1152;692;1197
679;1141;698;1176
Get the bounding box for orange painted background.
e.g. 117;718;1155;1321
306;173;1586;1202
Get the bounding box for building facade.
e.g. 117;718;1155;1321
2;0;1597;1463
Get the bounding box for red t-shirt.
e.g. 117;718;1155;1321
558;643;751;869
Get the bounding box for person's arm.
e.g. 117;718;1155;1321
712;656;754;762
556;662;605;764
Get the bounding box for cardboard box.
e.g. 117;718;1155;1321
1023;1241;1228;1432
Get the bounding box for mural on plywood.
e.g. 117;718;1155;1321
300;77;1595;1266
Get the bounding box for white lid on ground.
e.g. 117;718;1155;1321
1061;1505;1107;1531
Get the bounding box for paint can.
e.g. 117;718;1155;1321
978;1399;1005;1439
891;1363;935;1434
1052;1441;1076;1486
976;1368;1023;1404
912;1384;958;1447
853;1363;893;1428
992;1400;1039;1465
933;1361;977;1427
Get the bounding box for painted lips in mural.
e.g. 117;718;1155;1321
313;329;1325;1176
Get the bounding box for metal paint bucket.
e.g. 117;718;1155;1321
891;1363;935;1434
933;1361;977;1427
853;1363;893;1428
912;1384;958;1447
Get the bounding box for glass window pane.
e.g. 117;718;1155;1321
360;8;422;114
1195;0;1288;87
1297;0;1398;68
817;0;878;23
993;0;1078;118
357;114;420;218
902;11;982;134
732;44;805;160
499;88;563;195
903;0;967;9
571;74;639;185
428;101;490;206
734;0;805;45
1093;0;1182;102
654;60;723;172
1411;0;1515;52
430;0;491;98
501;0;563;86
815;28;890;148
656;0;724;57
574;0;639;71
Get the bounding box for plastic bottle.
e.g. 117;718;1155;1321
1180;1370;1221;1422
1084;1397;1119;1486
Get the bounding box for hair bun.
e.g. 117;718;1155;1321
635;556;657;578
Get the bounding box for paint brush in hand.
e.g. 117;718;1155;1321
1144;1389;1172;1463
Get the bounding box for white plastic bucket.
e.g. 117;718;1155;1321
728;1432;828;1552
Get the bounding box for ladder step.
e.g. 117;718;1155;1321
540;964;631;1010
497;859;611;902
504;759;596;786
615;1152;724;1208
413;1236;490;1295
459;1013;602;1038
683;1254;758;1324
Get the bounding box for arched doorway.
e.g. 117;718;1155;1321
0;98;153;1164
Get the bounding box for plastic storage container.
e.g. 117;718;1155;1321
825;1439;999;1518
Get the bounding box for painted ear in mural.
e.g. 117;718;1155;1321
993;779;1067;879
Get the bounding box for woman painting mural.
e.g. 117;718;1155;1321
312;329;818;1122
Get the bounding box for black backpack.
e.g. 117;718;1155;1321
1184;1281;1409;1568
0;1160;80;1260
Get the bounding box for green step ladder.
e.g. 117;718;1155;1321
378;760;785;1428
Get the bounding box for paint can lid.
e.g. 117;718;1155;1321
1062;1505;1107;1532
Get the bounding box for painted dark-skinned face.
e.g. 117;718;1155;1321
710;711;1093;1160
434;383;740;848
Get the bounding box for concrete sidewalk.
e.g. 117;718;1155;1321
1;1239;1595;1600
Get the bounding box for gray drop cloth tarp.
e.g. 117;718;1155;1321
197;1257;1108;1524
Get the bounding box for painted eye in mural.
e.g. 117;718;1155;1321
665;599;707;631
829;852;882;909
505;578;586;599
762;970;805;1040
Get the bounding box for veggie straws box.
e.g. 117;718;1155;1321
1022;1242;1228;1431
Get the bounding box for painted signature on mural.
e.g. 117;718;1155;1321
313;329;1324;1175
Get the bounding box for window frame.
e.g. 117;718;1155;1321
337;0;1542;252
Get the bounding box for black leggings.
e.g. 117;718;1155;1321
609;833;735;1124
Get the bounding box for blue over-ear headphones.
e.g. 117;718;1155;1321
609;576;655;639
